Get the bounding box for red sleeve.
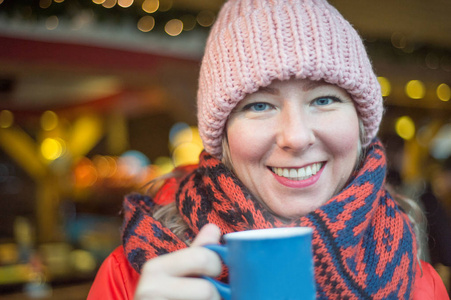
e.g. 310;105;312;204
413;261;450;300
87;246;140;300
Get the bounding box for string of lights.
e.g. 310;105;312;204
0;0;218;36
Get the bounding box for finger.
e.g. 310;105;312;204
135;276;220;300
191;224;221;247
141;247;222;278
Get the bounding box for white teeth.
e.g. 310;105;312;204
283;168;289;177
298;167;306;177
271;163;323;181
311;164;317;174
305;166;312;177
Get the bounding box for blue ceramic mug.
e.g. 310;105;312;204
204;227;315;300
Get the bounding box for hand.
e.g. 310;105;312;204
134;224;222;300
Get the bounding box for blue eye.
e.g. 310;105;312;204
313;96;339;106
244;102;271;111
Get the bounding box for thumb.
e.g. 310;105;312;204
191;224;221;247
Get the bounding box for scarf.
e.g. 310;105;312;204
122;140;417;299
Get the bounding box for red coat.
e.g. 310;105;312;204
88;246;449;299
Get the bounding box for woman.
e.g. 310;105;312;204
88;0;449;299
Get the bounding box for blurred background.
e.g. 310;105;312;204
0;0;450;298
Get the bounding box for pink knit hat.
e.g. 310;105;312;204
197;0;383;158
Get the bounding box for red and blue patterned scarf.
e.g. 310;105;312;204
122;140;417;299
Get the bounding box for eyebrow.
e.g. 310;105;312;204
256;79;331;95
258;86;280;95
300;79;329;91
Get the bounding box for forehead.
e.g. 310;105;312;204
256;79;338;95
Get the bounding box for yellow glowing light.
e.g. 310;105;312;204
142;0;158;13
92;0;105;4
190;127;203;148
40;0;52;9
0;110;14;128
158;0;172;12
102;0;117;8
0;0;4;5
154;156;174;175
41;138;63;160
137;16;155;32
165;19;183;36
172;127;193;147
118;0;133;8
172;143;203;167
54;0;64;3
70;250;96;273
40;110;58;131
395;116;415;140
180;15;196;31
377;77;391;97
405;80;425;99
67;115;102;160
437;83;450;102
46;16;59;30
197;10;215;27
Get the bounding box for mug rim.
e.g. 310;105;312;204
224;227;313;240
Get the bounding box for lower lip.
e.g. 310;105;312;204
271;166;324;188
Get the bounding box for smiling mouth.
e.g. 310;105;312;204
269;163;324;181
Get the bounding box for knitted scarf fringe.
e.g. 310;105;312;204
122;140;417;299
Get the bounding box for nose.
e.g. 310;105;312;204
276;108;315;152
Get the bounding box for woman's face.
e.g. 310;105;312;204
226;78;360;219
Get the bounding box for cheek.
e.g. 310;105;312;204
322;113;360;156
227;121;273;163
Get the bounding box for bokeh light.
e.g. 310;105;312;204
118;0;133;8
425;53;440;69
180;14;196;31
165;19;183;36
377;77;391;97
93;155;117;178
437;83;450;102
137;16;155;32
391;32;406;49
46;16;59;30
395;116;415;140
70;250;96;273
102;0;117;8
119;150;150;176
41;138;64;160
158;0;172;12
92;0;105;4
405;80;425;99
41;110;58;131
197;10;215;27
40;0;52;9
154;156;174;175
0;110;14;128
142;0;158;13
172;143;203;167
430;124;451;160
74;158;98;187
169;122;190;146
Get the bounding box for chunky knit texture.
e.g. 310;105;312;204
122;139;417;299
197;0;383;158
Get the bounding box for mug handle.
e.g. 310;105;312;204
202;244;231;300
